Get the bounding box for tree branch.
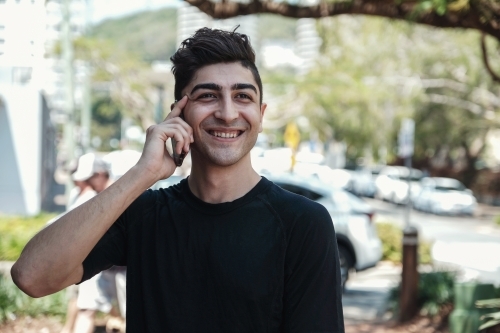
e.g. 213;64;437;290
480;33;500;83
427;93;483;115
183;0;500;41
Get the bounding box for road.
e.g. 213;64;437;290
367;198;500;285
342;198;500;323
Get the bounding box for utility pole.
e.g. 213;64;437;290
81;65;91;152
62;0;76;198
81;0;93;153
398;118;419;322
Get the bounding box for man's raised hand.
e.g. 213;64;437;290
136;95;193;183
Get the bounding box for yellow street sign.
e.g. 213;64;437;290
284;122;300;150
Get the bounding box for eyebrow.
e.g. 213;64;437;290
190;82;258;95
232;83;257;94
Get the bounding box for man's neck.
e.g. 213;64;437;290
188;154;261;204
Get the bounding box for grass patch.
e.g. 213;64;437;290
376;222;433;264
495;215;500;227
0;213;57;261
0;275;66;324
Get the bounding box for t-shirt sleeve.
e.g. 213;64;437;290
79;190;154;283
79;218;127;283
283;202;345;332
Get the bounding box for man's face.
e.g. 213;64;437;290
181;62;267;167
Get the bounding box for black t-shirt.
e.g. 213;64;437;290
81;176;345;332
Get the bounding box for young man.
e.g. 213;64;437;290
12;27;344;332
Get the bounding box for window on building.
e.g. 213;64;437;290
12;67;32;85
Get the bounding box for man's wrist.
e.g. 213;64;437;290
126;165;161;191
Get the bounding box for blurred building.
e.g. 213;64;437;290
0;0;90;215
295;18;321;74
44;0;89;118
0;0;58;215
176;2;258;58
176;4;321;74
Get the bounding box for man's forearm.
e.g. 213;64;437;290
11;166;156;297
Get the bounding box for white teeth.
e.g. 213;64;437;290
213;131;238;138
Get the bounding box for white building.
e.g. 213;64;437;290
44;0;89;114
295;18;321;74
0;0;58;215
176;3;258;55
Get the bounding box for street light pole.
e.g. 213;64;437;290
398;118;419;323
62;0;76;198
81;0;93;153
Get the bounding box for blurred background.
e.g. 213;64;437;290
1;0;500;331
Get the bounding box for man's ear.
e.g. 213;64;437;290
258;103;267;133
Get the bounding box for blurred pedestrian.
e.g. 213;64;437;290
70;154;126;333
60;155;97;333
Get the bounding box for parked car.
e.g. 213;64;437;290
349;168;378;198
413;177;477;216
293;163;354;190
265;172;382;290
375;166;423;204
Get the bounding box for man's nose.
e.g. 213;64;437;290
214;97;239;122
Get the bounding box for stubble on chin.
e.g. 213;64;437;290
192;140;255;167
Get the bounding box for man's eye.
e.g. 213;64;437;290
235;93;252;100
198;93;217;99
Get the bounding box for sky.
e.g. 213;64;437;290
90;0;181;24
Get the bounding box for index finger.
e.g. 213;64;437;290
165;95;189;121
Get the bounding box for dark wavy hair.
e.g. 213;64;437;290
170;27;263;104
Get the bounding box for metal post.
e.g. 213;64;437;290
81;65;91;152
400;225;419;322
62;0;75;198
398;118;418;323
81;0;92;153
404;156;412;228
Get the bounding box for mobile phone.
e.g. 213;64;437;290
171;137;187;167
171;108;187;167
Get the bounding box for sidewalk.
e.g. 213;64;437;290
343;262;401;324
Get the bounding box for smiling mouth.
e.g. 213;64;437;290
208;130;243;138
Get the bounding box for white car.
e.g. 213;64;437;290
413;177;477;216
265;172;382;290
375;166;423;204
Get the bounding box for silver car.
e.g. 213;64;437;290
375;166;423;204
413;177;477;216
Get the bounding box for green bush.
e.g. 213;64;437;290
376;222;433;264
495;215;500;227
0;275;66;323
388;270;457;317
0;213;57;261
